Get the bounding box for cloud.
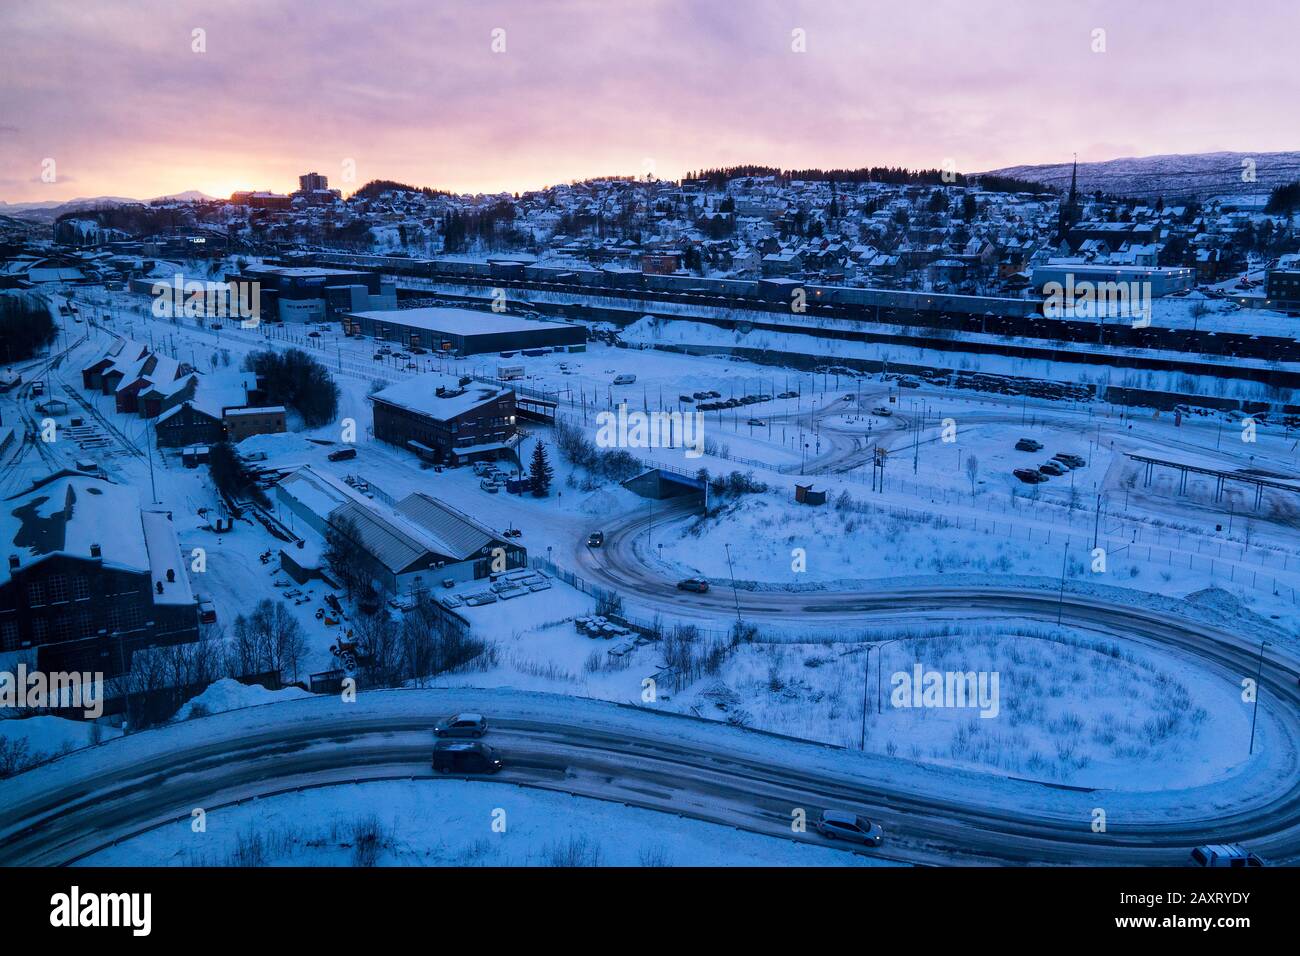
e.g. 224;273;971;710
1;0;1297;202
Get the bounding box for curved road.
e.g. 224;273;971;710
2;683;1298;868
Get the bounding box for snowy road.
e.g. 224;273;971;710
2;680;1298;867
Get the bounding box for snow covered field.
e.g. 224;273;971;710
81;778;897;867
670;623;1252;790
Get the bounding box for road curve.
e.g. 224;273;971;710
2;686;1298;867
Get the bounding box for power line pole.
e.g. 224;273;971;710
1249;640;1268;755
723;543;742;625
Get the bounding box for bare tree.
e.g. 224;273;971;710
965;454;979;496
324;514;369;602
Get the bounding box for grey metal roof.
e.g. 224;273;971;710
329;500;432;575
395;492;496;561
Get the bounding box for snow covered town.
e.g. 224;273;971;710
0;0;1296;934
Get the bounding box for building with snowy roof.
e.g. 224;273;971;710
369;371;519;466
0;471;199;676
346;306;586;356
274;466;523;594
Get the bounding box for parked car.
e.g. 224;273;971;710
677;577;710;593
434;713;488;738
1014;468;1048;484
587;531;605;548
871;406;893;417
1054;453;1087;468
307;330;321;338
432;740;502;775
480;479;500;493
897;377;921;389
816;810;884;846
327;448;357;462
1038;461;1066;477
1190;844;1265;867
1015;438;1043;452
613;373;636;385
679;395;695;403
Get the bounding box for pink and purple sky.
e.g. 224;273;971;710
2;0;1297;203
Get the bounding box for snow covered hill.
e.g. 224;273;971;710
979;150;1300;202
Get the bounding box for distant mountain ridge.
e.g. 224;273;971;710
979;151;1300;203
0;191;217;222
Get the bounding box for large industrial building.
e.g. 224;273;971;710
370;372;518;466
345;306;587;356
224;263;396;322
274;466;525;593
0;471;199;676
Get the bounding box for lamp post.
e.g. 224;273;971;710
1249;640;1269;756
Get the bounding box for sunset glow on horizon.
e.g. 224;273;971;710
3;0;1298;203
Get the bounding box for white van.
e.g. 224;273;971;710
613;373;636;385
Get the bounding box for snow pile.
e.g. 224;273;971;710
172;678;312;722
0;715;121;769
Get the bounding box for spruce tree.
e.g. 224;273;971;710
529;441;554;497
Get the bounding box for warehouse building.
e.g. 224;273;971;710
274;467;524;593
225;263;396;322
345;306;586;355
1;471;199;676
370;372;518;466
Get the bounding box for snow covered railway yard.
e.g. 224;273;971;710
2;276;1299;871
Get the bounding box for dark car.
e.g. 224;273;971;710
327;447;357;462
432;740;502;774
587;531;604;548
1015;438;1043;452
677;577;710;593
1038;461;1066;477
434;713;488;738
1014;468;1048;484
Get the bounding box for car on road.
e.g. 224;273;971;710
307;330;321;337
327;448;357;462
1014;468;1048;484
587;531;604;548
434;713;488;738
1038;461;1066;477
1054;453;1087;468
1015;438;1043;452
676;577;710;593
1190;844;1265;867
871;406;892;417
816;809;884;847
747;418;766;427
432;740;502;775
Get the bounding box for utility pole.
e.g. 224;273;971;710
859;646;870;750
1249;640;1268;755
723;543;742;625
1056;542;1069;625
